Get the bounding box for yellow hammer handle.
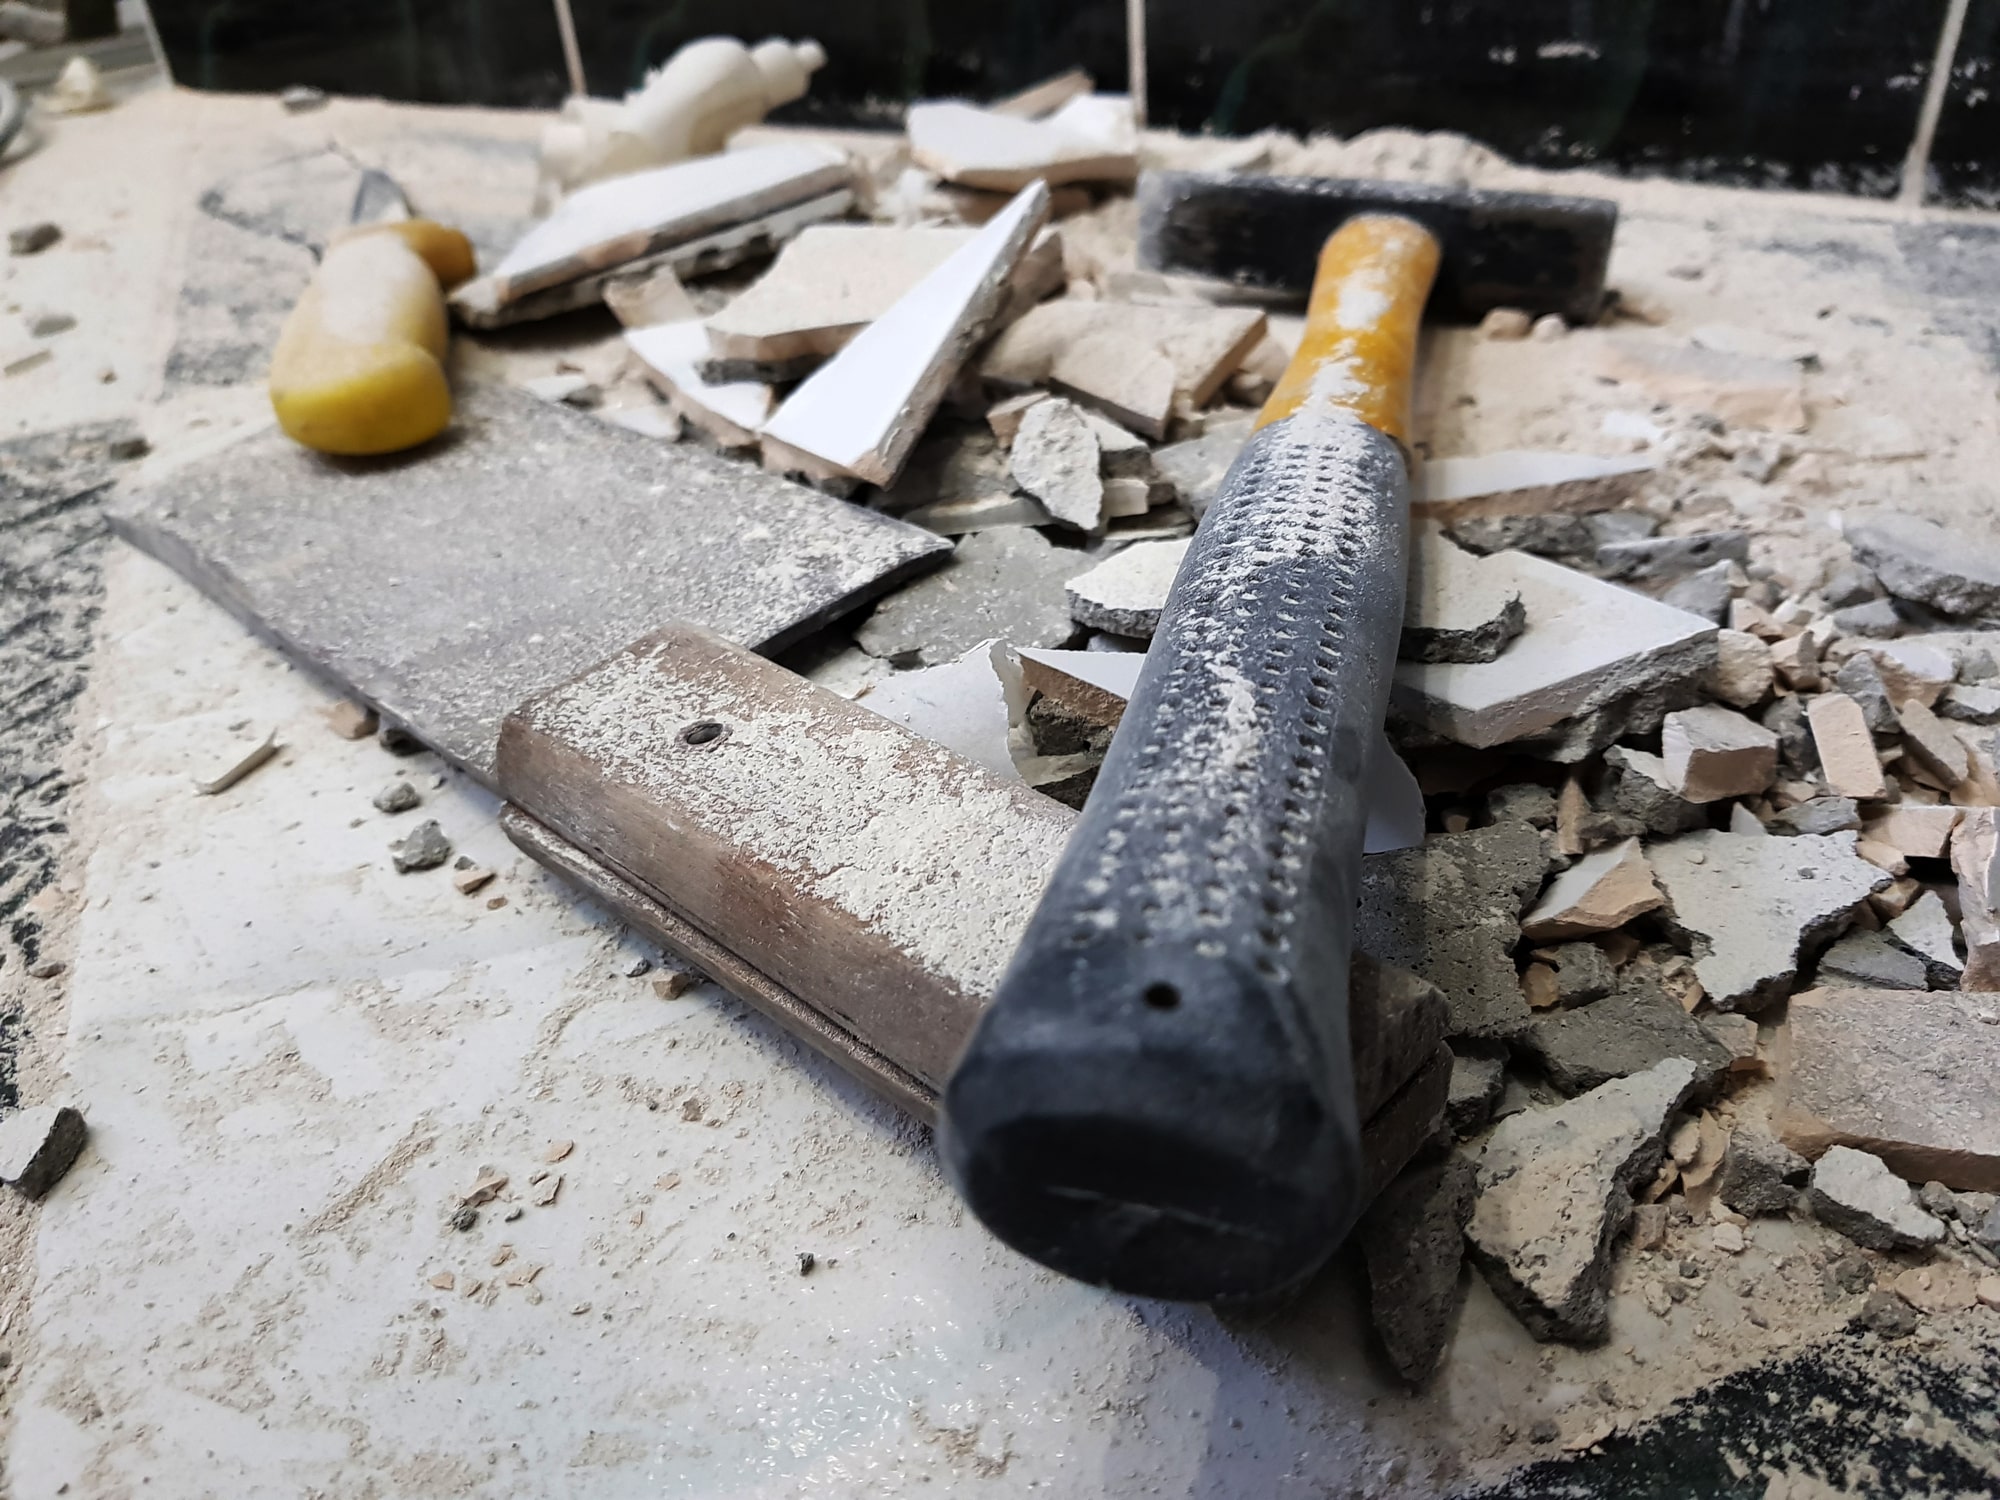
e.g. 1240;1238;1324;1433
1255;214;1442;449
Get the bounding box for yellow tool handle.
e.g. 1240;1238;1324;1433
269;220;477;457
1255;213;1442;449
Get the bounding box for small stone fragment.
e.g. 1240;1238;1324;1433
1631;1202;1669;1250
1661;560;1736;626
449;1206;477;1232
1978;1275;2000;1310
192;729;280;796
25;960;64;981
1009;397;1104;531
373;781;421;815
453;867;496;895
1710;1221;1746;1254
1707;629;1774;709
1769;633;1820;692
27;311;75;339
1520;838;1662;941
1447;1046;1507;1135
1827;1253;1874;1296
1480;308;1532;340
985;390;1048;445
1887;891;1962;987
1861;640;1956;710
1357;1156;1477;1384
532;1172;562;1206
1718;1130;1808;1216
390;820;453;873
1856;1288;1920;1338
8;222;59;256
1540;941;1616;1006
0;1105;87;1200
1942;684;2000;724
1898;698;1970;787
1806;694;1886;800
1830;598;1902;639
1661;704;1778;803
281;84;329;112
325;700;379;740
1593;748;1708;840
378;723;426;755
1466;1058;1701;1344
1833;653;1898;735
428;1271;456;1291
1808;1145;1944;1252
1065;539;1189;638
1844;513;2000;619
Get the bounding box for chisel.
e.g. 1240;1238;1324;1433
941;172;1616;1302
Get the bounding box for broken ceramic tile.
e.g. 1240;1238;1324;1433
1951;809;2000;990
1519;838;1662;941
1065;538;1189;638
854;641;1018;781
1414;450;1657;522
451;190;853;329
490;143;852;303
1391;551;1716;762
760;184;1049;488
626;317;776;447
1467;1058;1701;1344
1844;513;2000;620
907;94;1138;191
981;301;1266;439
1898;697;1970;788
1805;693;1886;800
1401;527;1526;665
1648;830;1891;1011
1659;704;1779;804
1587;334;1808;432
702;222;1062;380
1805;1144;1945;1251
1782;989;2000;1194
1886;890;1962;987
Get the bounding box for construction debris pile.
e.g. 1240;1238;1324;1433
40;51;1999;1403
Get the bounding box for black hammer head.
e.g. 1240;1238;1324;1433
1138;169;1618;325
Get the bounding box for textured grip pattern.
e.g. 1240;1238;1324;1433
941;413;1413;1299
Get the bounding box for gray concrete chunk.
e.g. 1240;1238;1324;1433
1008;397;1104;531
1467;1058;1700;1344
1596;530;1750;584
1523;979;1733;1097
1846;513;2000;619
1357;823;1547;1043
859;529;1086;666
1719;1129;1810;1217
1357;1155;1477;1384
1816;928;1927;991
1807;1144;1944;1252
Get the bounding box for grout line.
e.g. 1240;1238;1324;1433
1128;0;1148;128
551;0;587;99
1900;0;1971;206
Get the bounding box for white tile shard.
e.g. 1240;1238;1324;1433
1416;451;1657;522
907;94;1138;191
1391;551;1717;761
760;183;1050;488
624;320;774;447
1065;539;1190;638
490;143;852;304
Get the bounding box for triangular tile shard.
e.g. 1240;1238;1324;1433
759;182;1051;489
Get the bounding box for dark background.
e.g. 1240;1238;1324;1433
141;0;2000;204
143;0;2000;203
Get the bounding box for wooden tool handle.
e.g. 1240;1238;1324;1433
940;216;1441;1302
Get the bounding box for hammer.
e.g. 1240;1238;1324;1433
939;171;1617;1302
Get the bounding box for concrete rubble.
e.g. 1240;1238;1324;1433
1064;538;1188;638
1357;1155;1477;1384
1807;1145;1945;1252
1466;1057;1699;1344
1008;397;1104;530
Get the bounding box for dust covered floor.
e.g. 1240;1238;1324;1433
4;85;2000;1498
